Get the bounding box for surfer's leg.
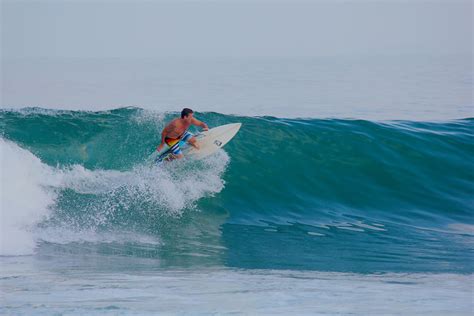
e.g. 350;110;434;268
181;131;199;149
187;136;200;149
171;147;184;159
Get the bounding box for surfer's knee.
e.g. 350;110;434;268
188;137;200;149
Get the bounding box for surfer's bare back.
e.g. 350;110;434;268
157;108;209;159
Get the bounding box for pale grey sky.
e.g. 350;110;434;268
1;0;472;58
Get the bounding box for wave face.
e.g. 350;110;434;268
1;107;473;273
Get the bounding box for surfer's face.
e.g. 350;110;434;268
183;113;193;123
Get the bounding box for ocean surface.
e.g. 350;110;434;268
1;56;473;314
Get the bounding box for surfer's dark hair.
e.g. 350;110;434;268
181;108;194;118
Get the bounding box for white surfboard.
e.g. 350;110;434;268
183;123;242;159
153;123;241;164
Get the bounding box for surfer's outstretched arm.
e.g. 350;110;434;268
191;118;209;131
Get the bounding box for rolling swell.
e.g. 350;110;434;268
1;107;473;272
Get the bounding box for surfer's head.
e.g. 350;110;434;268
181;108;194;122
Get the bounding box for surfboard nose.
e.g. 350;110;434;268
228;123;242;129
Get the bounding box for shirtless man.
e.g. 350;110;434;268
156;108;209;159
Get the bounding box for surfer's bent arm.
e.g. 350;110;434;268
192;118;209;131
157;125;171;151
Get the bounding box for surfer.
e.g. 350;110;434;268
156;108;209;159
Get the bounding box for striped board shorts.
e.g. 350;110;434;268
164;131;193;156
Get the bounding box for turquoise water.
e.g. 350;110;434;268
1;107;473;313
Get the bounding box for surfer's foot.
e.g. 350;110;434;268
164;153;184;161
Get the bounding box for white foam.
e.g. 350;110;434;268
59;151;228;215
1;138;229;255
0;139;60;255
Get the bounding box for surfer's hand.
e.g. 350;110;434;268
202;126;209;131
157;144;164;151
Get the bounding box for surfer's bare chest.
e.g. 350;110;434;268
166;119;191;138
